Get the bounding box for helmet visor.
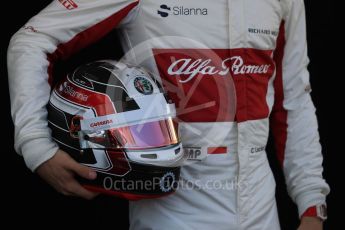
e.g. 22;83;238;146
80;118;179;150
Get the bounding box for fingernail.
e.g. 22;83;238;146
89;171;97;179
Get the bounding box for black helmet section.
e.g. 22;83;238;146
71;61;122;89
47;102;97;164
79;160;181;200
70;61;140;113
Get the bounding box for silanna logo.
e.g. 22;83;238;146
58;0;78;10
59;82;88;101
157;4;208;18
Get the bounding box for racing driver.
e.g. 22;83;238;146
7;0;329;229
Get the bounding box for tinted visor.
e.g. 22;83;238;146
81;118;179;150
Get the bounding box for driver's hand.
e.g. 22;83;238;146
36;149;98;199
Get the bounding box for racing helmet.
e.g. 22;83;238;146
48;60;184;200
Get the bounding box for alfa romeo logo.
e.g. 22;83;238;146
134;77;153;95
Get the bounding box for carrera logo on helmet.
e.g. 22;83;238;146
58;0;78;10
134;77;153;95
59;82;88;101
90;119;113;128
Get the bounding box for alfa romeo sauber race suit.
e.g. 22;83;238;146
8;0;329;229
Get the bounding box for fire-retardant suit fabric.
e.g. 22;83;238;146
8;0;329;229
